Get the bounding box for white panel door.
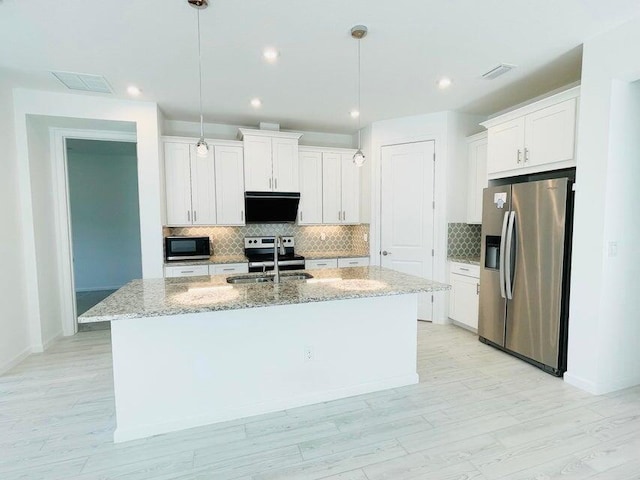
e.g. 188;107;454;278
381;141;435;320
243;135;273;191
189;145;216;225
322;153;341;224
164;142;192;225
525;98;576;168
272;137;299;192
340;154;360;224
298;150;323;224
214;145;245;225
487;117;525;175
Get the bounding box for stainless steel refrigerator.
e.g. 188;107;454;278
478;177;574;376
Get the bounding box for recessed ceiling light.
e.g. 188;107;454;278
437;77;452;89
349;110;360;119
127;85;142;96
263;48;279;62
250;98;262;108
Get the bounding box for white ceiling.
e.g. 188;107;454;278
1;0;639;133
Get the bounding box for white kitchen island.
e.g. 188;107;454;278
80;267;449;442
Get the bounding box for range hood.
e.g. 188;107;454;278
244;191;300;223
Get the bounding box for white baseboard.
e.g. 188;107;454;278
0;346;32;376
42;331;63;350
113;373;419;443
564;371;640;395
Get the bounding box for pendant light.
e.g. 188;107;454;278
189;0;209;157
351;25;367;167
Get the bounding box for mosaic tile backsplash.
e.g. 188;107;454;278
165;224;370;257
448;223;481;258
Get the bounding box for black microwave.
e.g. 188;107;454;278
165;236;211;261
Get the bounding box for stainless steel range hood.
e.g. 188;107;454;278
244;191;300;223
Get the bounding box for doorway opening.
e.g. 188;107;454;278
65;139;142;329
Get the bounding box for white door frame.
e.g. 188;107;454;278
378;140;436;321
51;128;137;336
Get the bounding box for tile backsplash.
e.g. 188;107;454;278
165;224;370;257
448;223;481;258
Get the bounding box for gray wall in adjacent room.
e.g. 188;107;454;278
67;139;142;291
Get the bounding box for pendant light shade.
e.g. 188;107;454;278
351;25;367;167
190;0;209;157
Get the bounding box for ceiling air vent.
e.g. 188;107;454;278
51;71;113;93
482;64;517;80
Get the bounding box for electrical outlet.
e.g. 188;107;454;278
304;346;313;362
363;233;368;242
320;232;326;241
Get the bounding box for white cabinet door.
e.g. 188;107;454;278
337;257;369;267
272;137;299;192
214;145;245;225
243;135;273;191
164;142;192;225
524;98;576;168
450;273;480;330
466;136;488;224
322;153;341;224
298;150;323;224
189;145;216;225
487;117;525;175
340;154;360;224
305;258;338;269
164;264;209;278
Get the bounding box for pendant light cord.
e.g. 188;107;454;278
357;36;362;150
197;8;204;139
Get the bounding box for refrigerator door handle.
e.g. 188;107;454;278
505;211;516;300
499;211;510;299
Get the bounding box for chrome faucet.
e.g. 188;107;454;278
273;235;285;283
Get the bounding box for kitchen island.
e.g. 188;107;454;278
81;266;449;442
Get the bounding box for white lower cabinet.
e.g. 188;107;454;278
164;265;209;278
337;257;370;268
209;263;248;275
448;262;480;330
305;258;338;270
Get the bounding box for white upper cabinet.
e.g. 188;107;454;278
164;142;216;226
321;152;360;224
483;87;579;179
214;145;245;225
298;150;323;224
240;129;302;192
466;133;488;224
164;142;192;226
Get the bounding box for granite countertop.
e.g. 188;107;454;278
164;254;248;267
79;266;450;323
301;251;370;260
448;256;481;266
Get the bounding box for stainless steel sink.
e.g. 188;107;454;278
226;272;313;284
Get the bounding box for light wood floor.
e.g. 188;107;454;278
2;323;639;480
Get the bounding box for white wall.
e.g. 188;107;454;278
565;15;640;394
163;119;356;149
67;145;142;291
0;74;30;374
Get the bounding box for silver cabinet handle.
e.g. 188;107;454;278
517;149;522;164
524;148;530;163
505;211;516;300
382;251;391;256
343;210;346;222
348;261;358;265
187;210;191;222
181;270;194;274
193;210;197;222
476;283;480;295
460;267;470;271
222;268;235;272
300;211;303;222
317;263;327;266
338;211;341;221
274;178;278;190
241;210;244;221
499;211;509;299
269;178;272;189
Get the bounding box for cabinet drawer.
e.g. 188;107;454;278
337;257;370;268
305;259;338;270
450;262;480;278
210;263;249;275
164;265;209;278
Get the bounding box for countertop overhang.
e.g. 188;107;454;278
80;266;450;323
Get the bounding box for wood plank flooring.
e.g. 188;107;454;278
1;322;639;479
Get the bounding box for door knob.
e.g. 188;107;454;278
382;251;391;256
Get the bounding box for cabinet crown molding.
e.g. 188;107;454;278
299;145;357;155
238;128;303;140
161;136;243;147
481;85;580;130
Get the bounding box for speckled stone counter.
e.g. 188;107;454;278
164;254;248;267
300;251;370;260
80;266;449;323
448;256;481;266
